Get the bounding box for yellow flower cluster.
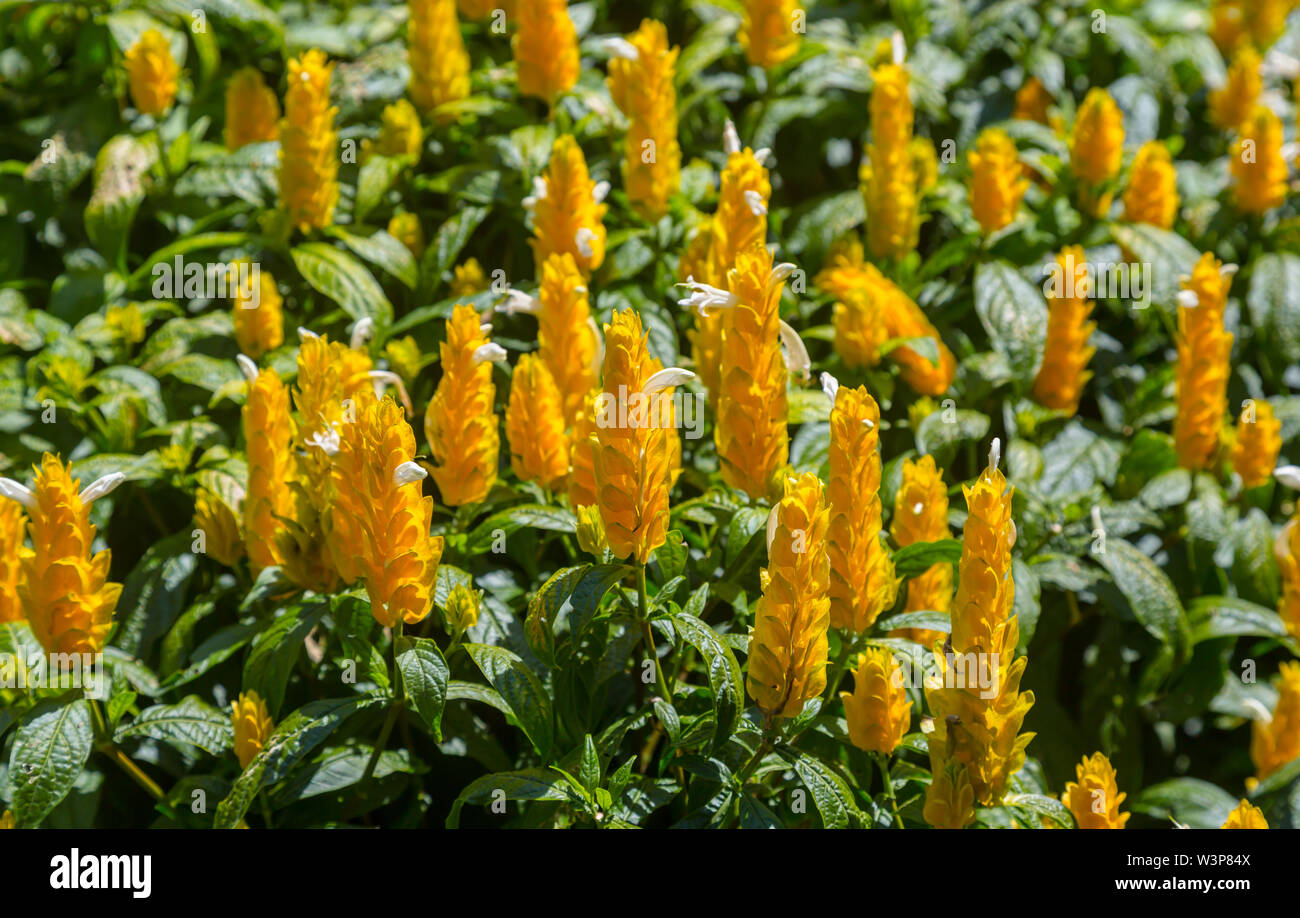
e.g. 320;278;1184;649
890;455;951;647
124;29;178;117
1173;253;1234;470
738;0;802;71
967;127;1028;234
1032;246;1096;416
426;305;501;506
408;0;470;118
1069;88;1124;217
514;0;578;106
278;50;339;232
224;67;279;150
1121;142;1179;229
607;20;682;221
1062;752;1130;829
862;61;919;259
528;135;607;275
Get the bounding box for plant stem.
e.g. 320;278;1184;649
877;753;904;829
357;623;405;800
637;563;672;702
735;717;775;787
91;701;166;804
823;633;860;703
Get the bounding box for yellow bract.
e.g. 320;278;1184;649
1122;142;1179;229
1252;661;1300;781
1221;799;1268;829
193;488;243;567
842;647;911;755
967;127;1028;234
1232;399;1281;489
890;455;951;647
506;353;569;491
125;29;178;117
426;305;500;507
607;20;681;220
224;67;279;150
1231;106;1287;214
863;62;919;260
1174;253;1233;470
738;0;802;71
1069;88;1124;217
231;263;283;360
1032;245;1096;416
232;690;274;769
529;136;607;275
278;50;339;232
1062;752;1130;829
514;0;578;106
0;499;24;624
408;0;470;118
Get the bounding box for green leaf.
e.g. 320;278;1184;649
915;409;990;457
1187;596;1298;650
173;142;279;206
1038;421;1120;497
672;612;744;752
353;153;412;223
327;227;418;289
1131;777;1238;828
114;532;198;659
1095;539;1190;657
465;504;576;553
775;747;864;829
1003;793;1075;828
291;242;394;327
464;644;554;759
892;538;961;577
445;768;580;828
421;205;490;296
270;746;415;807
242;602;328;716
880;609;951;634
1107;222;1199;305
8;697;94;828
1246;252;1300;363
973;260;1048;383
114;695;233;756
396;636;449;740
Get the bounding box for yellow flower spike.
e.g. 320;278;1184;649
224;67;279;150
450;257;487;297
574;504;608;557
231;690;274;770
1222;799;1269;829
607;20;682;221
528;135;608;276
924;756;976;829
443;582;480;636
1122;142;1179;229
1232;399;1281;488
738;0;802;71
1069;88;1124;217
324;389;442;628
1174;253;1234;470
124;29;179;117
1231;106;1288;214
408;0;470;118
910;136;939;192
363;98;424;161
385;335;423;388
0;498;25;624
714;244;789;501
389;213;426;259
890;454;952;647
592;310;677;564
239;360;293;573
968;127;1029;234
506;353;570;491
278;50;339;232
534;253;599;427
1277;508;1300;640
1062;752;1130;828
746;473;830;719
1013;76;1052;124
863;60;919;259
1032;246;1096;416
841;647;911;755
231;263;284;361
823;375;898;632
567;389;601;509
514;0;578;106
1253;661;1300;780
4;454;124;655
1210;45;1261;130
426;304;501;507
193;488;243;567
292;333;374;504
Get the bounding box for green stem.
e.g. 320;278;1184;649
877;753;904;829
637;563;672;702
823;633;860;703
356;624;405;802
91;702;166;804
735;717;776;787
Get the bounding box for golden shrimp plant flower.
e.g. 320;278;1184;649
890;454;951;647
1062;752;1130;828
324;389;443;628
1121;141;1179;229
1173;253;1234;470
426;305;502;507
0;499;25;623
514;0;578;106
1;454;125;655
1221;799;1268;829
231;690;274;770
1232;399;1281;488
1069;88;1124;217
1013;76;1052;123
863;58;919;260
967;127;1028;234
924;757;976;829
1276;474;1300;639
1231;105;1287;214
527;135;608;276
363;99;424;160
408;0;470;118
842;646;911;755
193;488;243;567
443;582;481;637
231;262;283;360
506;353;570;491
224;67;279;150
746;473;830;719
823;374;898;632
1209;45;1261;130
1252;660;1300;781
607;20;682;221
450;257;487;297
239;358;293;573
278;50;339;232
124;28;179;117
389;213;426;259
1032;245;1096;416
738;0;802;71
567;389;601;509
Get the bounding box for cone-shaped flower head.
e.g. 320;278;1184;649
5;455;123;655
1231;105;1287;214
842;646;911;755
890;454;952;646
567;389;601;509
1222;799;1268;829
241;362;293;572
125;29;179;117
528;135;607;275
514;0;578;106
1174;253;1234;470
715;244;789;500
825;377;898;631
364;99;424;161
1069;88;1124;217
592;310;675;563
425;305;500;506
443;581;480;636
1232;399;1281;488
1062;752;1130;828
0;498;23;623
746;473;830;719
389;213;425;260
1210;0;1286;51
1252;661;1300;781
231;263;283;360
1277;496;1300;640
1121;141;1179;229
738;0;802;71
863;61;918;259
193;488;243;567
535;253;599;426
231;690;273;769
324;389;443;627
924;756;976;829
1013;76;1052;123
607;20;682;220
408;0;470;118
225;67;280;150
1032;246;1096;415
506;353;569;490
1210;45;1261;130
967;127;1028;234
450;257;486;296
278;50;339;232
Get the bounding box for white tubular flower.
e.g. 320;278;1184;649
592;181;611;204
0;477;36;509
522;176;548;213
744;189;768;217
499;289;541;316
604;36;639;60
642;368;696;395
393;460;428;486
575;228;597;259
1221;263;1239;278
368;370;413;416
765;500;781;555
350;317;375;350
79;472;126;504
307;424;341;457
723;120;741;155
1275;465;1300;490
473;342;509;365
753;148;771;166
891;30;907;65
989;437;1002;472
777;320;811;382
236;354;259;383
676;278;738;316
1176;290;1199;309
770;262;797;289
820;371;840;403
297;326;319;341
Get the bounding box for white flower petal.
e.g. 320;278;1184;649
1275;465;1300;490
605;37;639;60
79;472;126;504
575;228;597;259
820;372;840;403
723;120;741;155
592;181;610;204
499;289;541;316
676;279;738;316
642;368;695;395
473;342;509;365
744;189;767;216
236;354;259;382
989;437;1002;473
350;317;375;350
0;478;36;509
393;460;428;486
778;320;811;382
